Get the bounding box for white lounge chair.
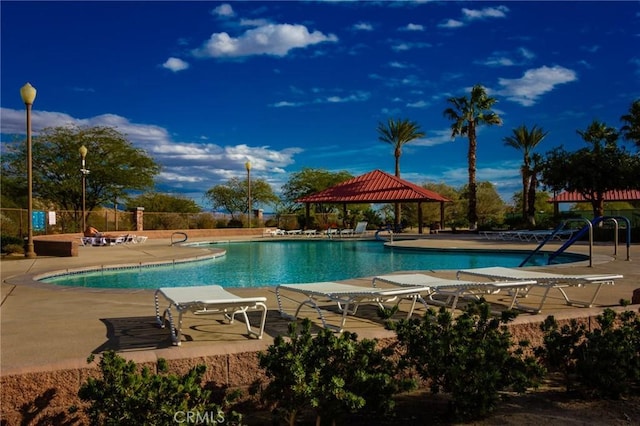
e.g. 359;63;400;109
456;266;623;313
373;274;536;312
353;221;368;237
275;282;430;332
155;285;268;346
323;228;339;238
263;228;285;237
339;228;354;237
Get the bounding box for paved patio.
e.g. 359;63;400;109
1;234;638;376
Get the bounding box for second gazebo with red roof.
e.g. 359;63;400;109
296;169;450;234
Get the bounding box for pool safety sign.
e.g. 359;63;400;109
32;211;45;231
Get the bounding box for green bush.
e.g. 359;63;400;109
77;351;242;425
255;319;414;426
534;316;586;392
227;219;243;228
1;235;23;253
2;243;24;254
536;309;640;398
393;301;544;422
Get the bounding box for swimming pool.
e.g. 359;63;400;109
41;240;587;289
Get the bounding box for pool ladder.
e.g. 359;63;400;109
519;216;631;268
171;232;188;246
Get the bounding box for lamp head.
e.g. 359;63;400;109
20;83;37;105
79;145;88;159
245;161;251;172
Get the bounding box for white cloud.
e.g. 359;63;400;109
353;22;373;31
440;5;509;29
240;18;269;27
402;23;424;31
412;128;453;147
438;19;464;29
519;47;535;60
480;47;535;67
212;3;235;18
192;24;338;58
462;5;509;20
162;57;189;72
391;41;431;51
317;91;370;104
389;61;409;68
0;107;302;194
495;65;578;106
483;57;515;67
406;100;428;108
271;101;301;108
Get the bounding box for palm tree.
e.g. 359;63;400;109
503;125;548;225
377;118;425;228
620;99;640;149
444;84;502;230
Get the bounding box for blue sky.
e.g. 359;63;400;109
2;1;639;208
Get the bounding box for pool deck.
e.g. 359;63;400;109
1;233;639;376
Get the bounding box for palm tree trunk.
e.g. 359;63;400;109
521;167;529;224
468;128;478;230
527;172;537;226
395;155;401;227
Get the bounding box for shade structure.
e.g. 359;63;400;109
550;190;640;203
296;169;450;234
296;169;450;204
548;189;640;218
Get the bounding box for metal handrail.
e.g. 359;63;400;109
544;215;632;267
170;231;188;246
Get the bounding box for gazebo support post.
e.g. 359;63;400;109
440;202;445;231
343;203;348;228
418;202;423;234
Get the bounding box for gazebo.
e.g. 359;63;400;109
296;169;451;234
549;189;640;216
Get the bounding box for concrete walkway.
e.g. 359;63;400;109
1;234;638;376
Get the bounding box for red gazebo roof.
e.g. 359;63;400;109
296;169;450;204
550;189;640;203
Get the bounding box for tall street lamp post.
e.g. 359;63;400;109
79;145;89;232
245;161;251;229
20;83;37;258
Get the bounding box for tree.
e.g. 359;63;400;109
475;181;507;227
280;167;353;213
444;84;502;230
204;176;279;220
376;118;425;227
127;192;201;213
540;120;640;218
503;125;548;225
620;99;640;149
127;192;205;230
1;125;160;229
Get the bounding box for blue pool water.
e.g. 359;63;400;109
43;240;586;289
42;240;584;289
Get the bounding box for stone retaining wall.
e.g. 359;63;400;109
4;307;636;425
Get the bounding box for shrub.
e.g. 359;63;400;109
534;316;586;392
3;243;24;254
393;301;544;422
536;309;640;398
227;219;243;228
1;235;23;253
77;351;242;425
256;319;414;425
